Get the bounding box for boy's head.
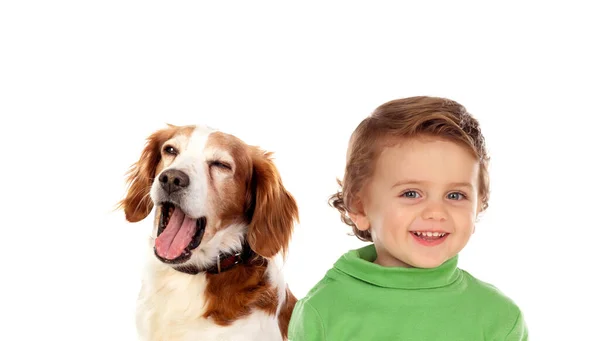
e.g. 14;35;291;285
330;96;489;268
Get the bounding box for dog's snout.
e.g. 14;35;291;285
159;169;190;194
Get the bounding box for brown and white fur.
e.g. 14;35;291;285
118;124;299;341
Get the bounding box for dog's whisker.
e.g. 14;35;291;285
131;185;154;216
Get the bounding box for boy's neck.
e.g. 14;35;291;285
373;250;414;268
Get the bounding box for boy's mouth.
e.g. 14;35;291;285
410;231;449;246
411;231;448;240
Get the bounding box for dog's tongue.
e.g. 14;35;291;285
155;207;197;260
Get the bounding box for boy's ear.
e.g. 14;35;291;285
348;198;370;231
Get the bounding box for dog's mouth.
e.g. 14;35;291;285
154;202;206;264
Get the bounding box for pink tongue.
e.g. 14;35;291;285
155;207;197;260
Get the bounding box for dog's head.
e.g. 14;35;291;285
118;124;298;268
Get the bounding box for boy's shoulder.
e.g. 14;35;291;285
460;268;522;310
287;258;356;340
459;268;528;338
295;265;349;311
293;247;368;311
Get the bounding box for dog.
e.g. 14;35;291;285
118;124;299;341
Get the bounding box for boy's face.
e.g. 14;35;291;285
350;136;482;268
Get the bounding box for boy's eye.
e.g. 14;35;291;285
447;192;465;200
401;190;420;199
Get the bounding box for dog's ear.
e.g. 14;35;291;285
246;148;299;259
118;128;173;222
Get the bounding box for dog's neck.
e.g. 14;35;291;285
173;243;256;275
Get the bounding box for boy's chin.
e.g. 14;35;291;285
404;255;451;269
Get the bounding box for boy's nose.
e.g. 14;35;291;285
421;202;448;221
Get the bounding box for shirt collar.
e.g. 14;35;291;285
333;244;462;289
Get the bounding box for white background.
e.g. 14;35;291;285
1;1;598;340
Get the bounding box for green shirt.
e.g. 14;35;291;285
288;244;528;340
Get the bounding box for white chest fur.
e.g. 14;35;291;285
135;259;284;341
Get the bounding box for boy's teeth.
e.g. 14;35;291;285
414;232;447;238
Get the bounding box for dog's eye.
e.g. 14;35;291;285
209;160;232;170
163;145;178;156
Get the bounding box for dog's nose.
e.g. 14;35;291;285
159;169;190;194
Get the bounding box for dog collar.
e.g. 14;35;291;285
173;245;255;275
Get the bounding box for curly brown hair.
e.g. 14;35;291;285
329;96;490;242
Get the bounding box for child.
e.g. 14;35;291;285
288;96;528;340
